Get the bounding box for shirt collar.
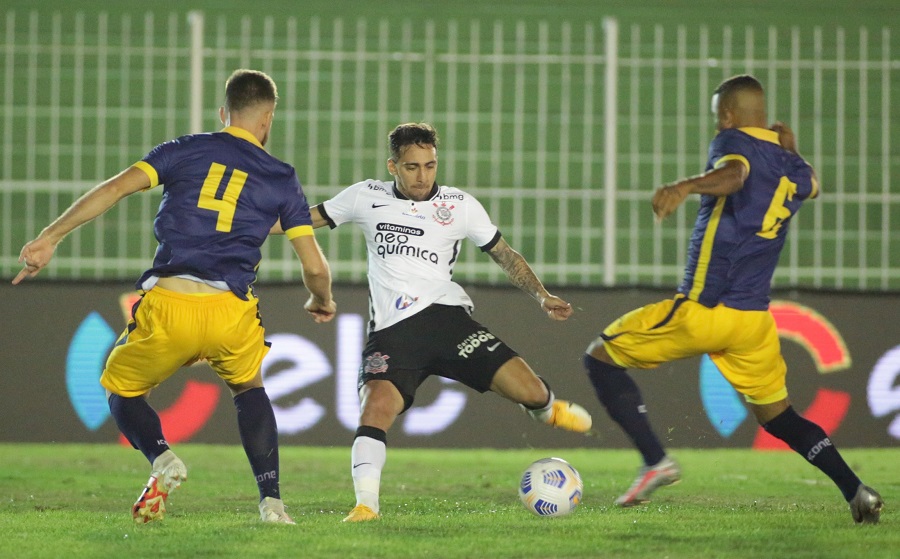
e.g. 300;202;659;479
221;126;264;149
737;127;780;145
392;181;440;201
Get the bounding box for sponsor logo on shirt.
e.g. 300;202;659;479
374;222;439;264
395;294;419;310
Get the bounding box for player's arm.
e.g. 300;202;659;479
12;165;151;285
772;120;820;199
486;237;573;321
269;204;330;235
289;232;336;323
651;158;748;221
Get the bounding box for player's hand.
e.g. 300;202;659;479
305;296;336;323
652;182;691;221
541;295;573;321
12;237;56;285
771;121;798;154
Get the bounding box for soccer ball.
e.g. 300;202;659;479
518;457;583;517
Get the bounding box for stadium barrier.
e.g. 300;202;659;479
3;282;898;448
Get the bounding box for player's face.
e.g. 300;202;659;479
711;93;729;132
388;144;438;201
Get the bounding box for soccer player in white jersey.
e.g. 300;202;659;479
302;122;592;521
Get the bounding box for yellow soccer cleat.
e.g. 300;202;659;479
342;504;381;522
545;400;593;433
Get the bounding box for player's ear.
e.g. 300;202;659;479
219;106;227;126
387;157;397;176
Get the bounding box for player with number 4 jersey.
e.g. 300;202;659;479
13;69;336;525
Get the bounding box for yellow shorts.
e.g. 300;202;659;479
100;286;270;397
601;297;787;405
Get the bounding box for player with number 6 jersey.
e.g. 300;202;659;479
581;74;883;524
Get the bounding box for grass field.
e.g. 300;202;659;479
0;444;895;559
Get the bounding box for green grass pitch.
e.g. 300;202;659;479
0;444;896;559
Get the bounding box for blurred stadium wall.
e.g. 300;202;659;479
2;1;898;447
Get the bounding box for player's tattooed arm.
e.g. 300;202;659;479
488;238;573;321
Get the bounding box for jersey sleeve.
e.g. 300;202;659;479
320;181;364;228
785;153;818;201
707;129;751;174
463;192;501;250
278;170;314;239
136;138;181;188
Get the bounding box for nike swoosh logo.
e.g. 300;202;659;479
372;203;389;208
352;462;372;469
487;342;501;352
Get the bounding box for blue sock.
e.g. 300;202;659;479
234;387;280;501
583;353;666;466
762;406;862;501
108;393;169;464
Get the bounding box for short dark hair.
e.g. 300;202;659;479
714;74;764;105
388;122;439;161
224;69;278;113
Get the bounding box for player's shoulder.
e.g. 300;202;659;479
353;179;393;193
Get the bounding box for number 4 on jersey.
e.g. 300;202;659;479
198;162;248;232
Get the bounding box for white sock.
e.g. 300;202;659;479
526;390;556;423
351;436;386;513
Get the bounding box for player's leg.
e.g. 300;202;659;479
488;357;592;433
720;307;884;524
100;290;194;523
750;399;884;524
582;298;703;506
583;341;678;506
344;379;405;522
209;292;293;523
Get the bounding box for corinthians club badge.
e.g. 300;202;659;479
432;202;455;226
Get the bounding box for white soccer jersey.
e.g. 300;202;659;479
321;179;501;332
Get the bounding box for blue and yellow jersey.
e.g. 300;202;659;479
678;127;818;310
133;126;313;299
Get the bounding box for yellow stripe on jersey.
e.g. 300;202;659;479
285;225;314;240
687;197;727;301
737;126;780;145
810;174;820;199
133;161;160;188
714;154;750;173
222;126;264;149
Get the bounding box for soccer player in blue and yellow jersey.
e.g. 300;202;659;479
582;75;884;523
13;69;336;524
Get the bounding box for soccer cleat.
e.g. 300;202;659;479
538;400;593;433
132;450;188;524
615;455;681;507
849;484;884;524
342;504;381;522
259;497;296;524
